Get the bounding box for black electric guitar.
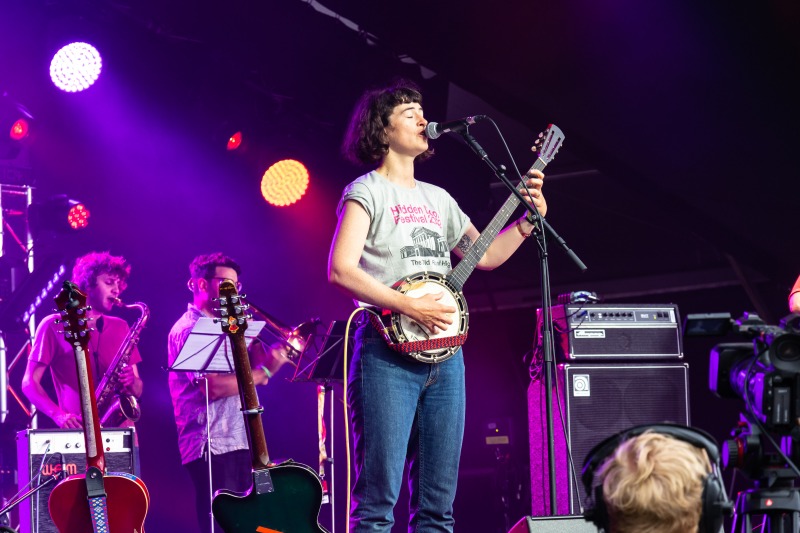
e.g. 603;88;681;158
372;124;565;363
210;280;329;533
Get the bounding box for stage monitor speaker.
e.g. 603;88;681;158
16;428;138;533
508;515;596;533
528;362;689;516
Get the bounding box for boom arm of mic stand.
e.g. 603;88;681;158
460;129;587;515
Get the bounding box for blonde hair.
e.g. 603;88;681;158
598;431;711;533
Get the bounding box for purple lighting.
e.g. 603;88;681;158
49;42;103;92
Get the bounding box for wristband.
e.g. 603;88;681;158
260;365;273;379
516;217;532;238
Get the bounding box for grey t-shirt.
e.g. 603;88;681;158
337;170;470;306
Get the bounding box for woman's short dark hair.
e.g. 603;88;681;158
342;79;434;165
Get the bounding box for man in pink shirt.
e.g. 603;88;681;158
22;251;143;428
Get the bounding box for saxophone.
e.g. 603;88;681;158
95;300;150;427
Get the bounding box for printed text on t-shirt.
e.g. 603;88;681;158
389;204;442;227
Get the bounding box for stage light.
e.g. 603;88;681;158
0;258;68;331
9;118;29;141
28;195;91;233
49;42;103;93
260;159;310;207
1;95;34;160
227;131;243;151
67;203;90;229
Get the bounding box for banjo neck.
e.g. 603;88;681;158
448;156;548;290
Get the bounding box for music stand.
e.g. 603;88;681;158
289;320;354;533
168;316;265;533
292;320;354;384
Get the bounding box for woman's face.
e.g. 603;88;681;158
383;102;429;158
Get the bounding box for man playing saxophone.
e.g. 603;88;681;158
22;251;144;429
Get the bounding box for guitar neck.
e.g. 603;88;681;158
72;341;106;473
229;334;272;471
448;157;547;289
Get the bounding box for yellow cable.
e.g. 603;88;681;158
342;306;382;533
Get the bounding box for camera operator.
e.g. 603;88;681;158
789;275;800;314
583;426;727;533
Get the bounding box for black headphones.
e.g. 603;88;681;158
581;423;732;533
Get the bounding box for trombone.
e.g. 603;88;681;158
245;299;320;362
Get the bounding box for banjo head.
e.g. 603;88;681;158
391;272;468;363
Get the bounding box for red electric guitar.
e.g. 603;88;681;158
48;281;150;533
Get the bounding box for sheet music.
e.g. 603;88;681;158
169;317;266;373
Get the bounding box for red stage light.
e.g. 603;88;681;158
260;159;310;207
227;131;243;151
66;204;90;229
9;118;29;141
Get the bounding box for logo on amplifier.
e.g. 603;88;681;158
42;463;78;476
572;375;590;397
574;329;605;339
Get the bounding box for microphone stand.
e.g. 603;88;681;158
0;471;62;528
460;130;586;515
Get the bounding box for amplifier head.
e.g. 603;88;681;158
536;303;683;362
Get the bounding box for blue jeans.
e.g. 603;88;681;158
347;323;466;533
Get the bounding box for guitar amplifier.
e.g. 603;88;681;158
536;303;683;361
16;428;138;533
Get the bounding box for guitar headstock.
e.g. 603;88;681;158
54;281;91;350
533;124;565;166
216;280;249;337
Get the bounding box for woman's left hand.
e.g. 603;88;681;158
519;169;547;217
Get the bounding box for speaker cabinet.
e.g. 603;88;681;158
528;362;689;516
508;515;596;532
16;428;138;533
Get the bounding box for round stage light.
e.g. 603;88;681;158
9;118;30;141
227;131;243;151
67;203;90;229
260;159;310;207
49;42;103;93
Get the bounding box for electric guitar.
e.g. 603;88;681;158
372;124;565;363
211;280;329;532
48;281;150;532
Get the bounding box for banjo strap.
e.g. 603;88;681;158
368;312;468;355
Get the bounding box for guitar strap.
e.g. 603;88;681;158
86;466;109;533
368;313;468;355
88;496;111;533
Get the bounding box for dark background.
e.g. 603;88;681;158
0;1;798;531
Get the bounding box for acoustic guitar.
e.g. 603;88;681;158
48;281;150;533
211;280;329;532
371;124;565;363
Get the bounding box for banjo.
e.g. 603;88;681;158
370;124;565;363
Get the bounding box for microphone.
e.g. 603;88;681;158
424;115;487;140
